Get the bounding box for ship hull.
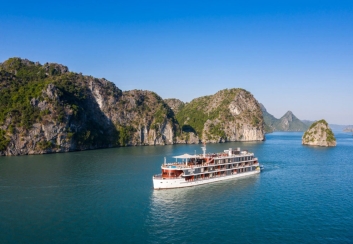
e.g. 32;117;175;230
153;169;260;189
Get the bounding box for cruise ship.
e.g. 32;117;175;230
153;145;261;189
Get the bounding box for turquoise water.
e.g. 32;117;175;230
0;132;353;243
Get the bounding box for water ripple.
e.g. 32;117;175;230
0;132;353;243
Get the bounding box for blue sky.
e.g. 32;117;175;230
1;1;353;124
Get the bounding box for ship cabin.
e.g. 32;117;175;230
158;148;259;180
161;153;199;179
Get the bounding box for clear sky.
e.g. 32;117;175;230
1;1;352;124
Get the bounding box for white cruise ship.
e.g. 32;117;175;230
153;145;261;189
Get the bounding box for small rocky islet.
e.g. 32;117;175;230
302;119;336;147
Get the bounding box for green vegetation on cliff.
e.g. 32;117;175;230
176;96;210;136
308;119;328;129
208;123;226;138
0;129;9;150
117;125;135;146
0;59;50;129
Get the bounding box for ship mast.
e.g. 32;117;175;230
201;142;206;157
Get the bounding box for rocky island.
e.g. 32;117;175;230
0;57;265;156
172;89;265;143
302;119;336;147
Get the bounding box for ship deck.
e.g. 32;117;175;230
154;161;260;179
161;152;257;170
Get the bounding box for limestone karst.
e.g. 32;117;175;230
302;119;336;147
0;58;265;156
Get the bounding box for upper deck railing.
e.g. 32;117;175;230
161;154;258;170
154;161;260;179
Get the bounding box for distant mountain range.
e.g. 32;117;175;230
301;120;352;132
343;126;353;133
261;104;352;133
260;104;309;133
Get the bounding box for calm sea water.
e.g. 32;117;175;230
1;132;353;244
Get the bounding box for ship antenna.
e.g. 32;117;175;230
201;142;206;157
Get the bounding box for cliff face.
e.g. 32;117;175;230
0;58;177;155
108;90;178;146
260;104;309;132
302;120;336;147
175;89;265;143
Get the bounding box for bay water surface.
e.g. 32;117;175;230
1;132;353;243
